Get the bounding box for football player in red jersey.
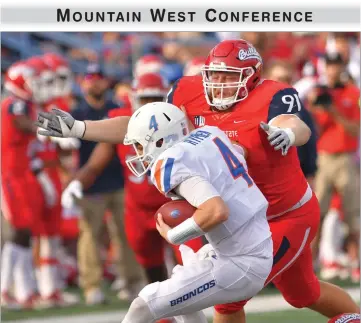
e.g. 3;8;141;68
42;52;81;293
26;56;79;308
165;39;359;323
36;40;359;321
1;60;44;308
60;73;203;307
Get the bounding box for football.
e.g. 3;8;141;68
155;200;196;228
328;313;360;323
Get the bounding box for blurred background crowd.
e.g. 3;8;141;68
1;32;360;313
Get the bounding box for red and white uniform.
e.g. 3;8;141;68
1;97;41;231
108;106;203;268
168;74;321;312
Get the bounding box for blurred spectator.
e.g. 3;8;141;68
266;60;318;189
183;56;206;76
307;53;360;274
68;63;143;305
133;54;165;78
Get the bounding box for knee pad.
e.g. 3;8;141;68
122;297;155;323
11;229;32;247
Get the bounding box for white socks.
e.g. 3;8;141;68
37;236;60;298
13;246;36;302
320;209;344;263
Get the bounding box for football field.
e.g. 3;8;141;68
3;286;359;323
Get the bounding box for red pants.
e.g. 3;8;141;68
32;172;63;237
215;193;321;314
125;205;203;268
1;173;39;230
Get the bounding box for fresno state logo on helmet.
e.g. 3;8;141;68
238;44;262;63
328;313;361;323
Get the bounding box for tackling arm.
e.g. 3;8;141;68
269;114;311;146
83;116;131;143
261;87;313;155
36;108;130;144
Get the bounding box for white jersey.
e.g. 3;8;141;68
150;125;271;259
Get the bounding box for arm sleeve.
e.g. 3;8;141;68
174;175;220;208
267;88;306;123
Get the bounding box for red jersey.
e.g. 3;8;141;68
168;75;309;217
46;97;71;113
108;106;169;210
1;96;37;176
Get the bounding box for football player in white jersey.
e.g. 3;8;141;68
120;102;273;323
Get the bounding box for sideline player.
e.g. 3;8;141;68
121;101;273;323
61;73;204;294
36;40;360;320
1;60;45;308
26;55;79;307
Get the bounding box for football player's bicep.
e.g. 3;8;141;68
267;88;304;123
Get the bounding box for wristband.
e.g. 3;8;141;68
73;120;86;138
167;217;204;245
283;128;296;146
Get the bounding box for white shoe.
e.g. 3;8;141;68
34;291;79;309
111;278;126;291
117;281;145;302
117;288;134;302
85;288;106;305
61;291;80;305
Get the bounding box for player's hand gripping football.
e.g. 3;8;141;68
260;121;295;156
156;213;172;244
36;108;86;138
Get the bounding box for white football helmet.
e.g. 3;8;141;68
124;102;189;177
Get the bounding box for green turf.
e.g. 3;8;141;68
208;309;326;323
1;287;130;321
2;278;358;322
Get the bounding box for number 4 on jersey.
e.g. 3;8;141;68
213;137;253;187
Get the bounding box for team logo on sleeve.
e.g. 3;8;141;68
194;115;205;126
